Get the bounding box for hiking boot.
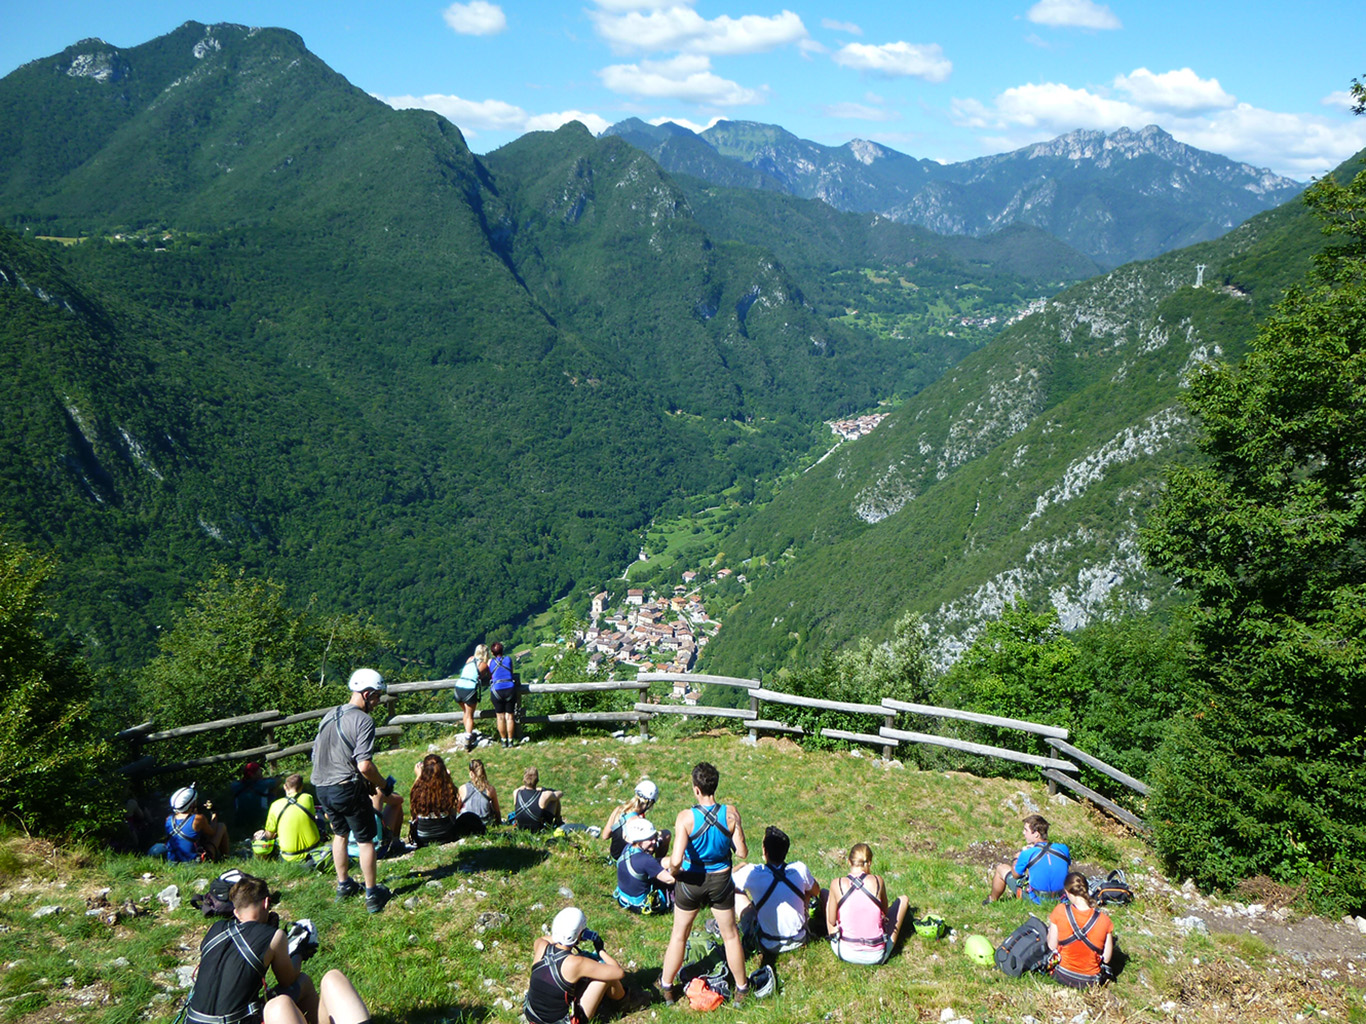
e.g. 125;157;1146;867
731;985;749;1008
365;884;391;914
336;878;362;900
654;978;680;1006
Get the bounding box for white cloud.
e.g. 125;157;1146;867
378;93;607;138
648;114;724;134
1322;89;1357;111
822;101;899;122
591;0;685;10
799;38;828;56
525;110;612;134
833;41;952;82
442;1;506;36
1026;0;1121;30
1114;68;1234;114
590;7;807;55
821;18;862;35
950;79;1366;179
599;54;765;105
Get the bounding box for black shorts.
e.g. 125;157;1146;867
454;686;479;708
675;869;735;912
490;687;518;714
316;780;377;843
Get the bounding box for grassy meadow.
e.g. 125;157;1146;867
0;730;1359;1024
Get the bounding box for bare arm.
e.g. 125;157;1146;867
728;805;747;860
562;948;625;985
1102;930;1114;963
1046;920;1060;953
826;876;842;934
488;784;501;820
604;805;623;835
266;928;299;989
356;758;385;791
667;808;692;874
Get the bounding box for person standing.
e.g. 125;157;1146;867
311;668;391;913
658;762;749;1006
487;642;518;747
454;644;490;743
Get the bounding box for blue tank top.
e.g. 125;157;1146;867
489;656;514;690
682;804;732;873
165;814;201;862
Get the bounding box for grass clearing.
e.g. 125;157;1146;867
1;734;1360;1024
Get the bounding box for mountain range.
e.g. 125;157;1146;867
0;21;1097;672
604;118;1304;269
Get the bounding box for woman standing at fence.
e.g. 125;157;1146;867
455;644;490;743
488;642;518;748
456;758;501;833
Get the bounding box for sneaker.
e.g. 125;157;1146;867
365;884;391;914
732;986;749;1008
654;978;680;1006
336;878;362;900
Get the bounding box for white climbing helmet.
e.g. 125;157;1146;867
171;786;197;812
551;907;587;945
348;668;386;693
623;817;656;845
634;779;659;803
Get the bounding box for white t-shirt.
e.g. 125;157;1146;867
735;861;816;952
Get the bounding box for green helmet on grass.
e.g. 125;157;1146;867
964;933;995;966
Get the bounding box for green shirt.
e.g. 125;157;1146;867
264;793;322;860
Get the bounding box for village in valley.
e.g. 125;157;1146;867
574;569;736;703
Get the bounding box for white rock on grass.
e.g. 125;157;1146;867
157;885;181;911
1356;916;1366;935
176;966;196;989
1174;916;1208;935
32;906;63;919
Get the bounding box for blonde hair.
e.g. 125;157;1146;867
848;843;873;868
474;644;490;662
468;758;491;797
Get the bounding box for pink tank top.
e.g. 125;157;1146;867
836;873;884;947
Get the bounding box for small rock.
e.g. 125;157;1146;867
1071;1013;1088;1024
1356;916;1366;935
1174;916;1208;935
558;887;574;899
425;881;442;890
476;911;510;933
195;878;210;893
495;998;516;1012
849;749;863;759
530;903;545;911
1246;903;1266;916
111;958;130;968
408;934;420;945
32;905;63;919
404;897;420;910
175;966;196;989
473;940;485;951
157;885;181;911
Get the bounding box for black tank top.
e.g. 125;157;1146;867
525;945;578;1024
189;919;274;1017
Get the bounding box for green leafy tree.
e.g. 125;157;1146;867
135;567;395;777
0;538;119;837
1141;101;1366;909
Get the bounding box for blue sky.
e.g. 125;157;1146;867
4;1;1362;179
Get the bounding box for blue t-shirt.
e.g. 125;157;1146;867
616;848;666;900
1013;841;1071;899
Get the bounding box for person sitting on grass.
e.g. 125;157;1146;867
604;779;659;860
733;825;821;959
524;908;627;1024
1047;871;1115;988
166;786;230;862
408;754;461;848
826;843;909;965
456;758;501;834
255;775;325;863
614;817;675;915
513;767;564;832
985;814;1070;905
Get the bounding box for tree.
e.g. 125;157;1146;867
1140;117;1366;909
0;537;119;837
135;567;395;777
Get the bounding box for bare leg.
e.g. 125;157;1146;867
462;703;475;734
660;905;700;986
712;906;747;990
316;969;370;1024
356;841;378;888
578;977;626;1020
332;833;350;885
988;863;1012;902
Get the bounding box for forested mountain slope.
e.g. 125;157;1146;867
0;23;1089;672
702;153;1348;676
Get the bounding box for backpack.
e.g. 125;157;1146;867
994;915;1051;977
1088;870;1135;907
190;869;245;918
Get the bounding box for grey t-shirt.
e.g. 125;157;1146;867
310;704;376;787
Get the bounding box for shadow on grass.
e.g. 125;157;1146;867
385;843;552;897
384;1003;493;1024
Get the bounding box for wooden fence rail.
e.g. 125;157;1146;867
116;672;1146;828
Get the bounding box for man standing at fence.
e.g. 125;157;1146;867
312;668;391;913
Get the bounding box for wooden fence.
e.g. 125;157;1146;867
116;671;1148;829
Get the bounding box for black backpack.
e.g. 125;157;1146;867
1087;870;1135;907
994;915;1051;977
190;869;245;918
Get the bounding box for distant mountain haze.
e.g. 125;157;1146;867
604;118;1304;269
